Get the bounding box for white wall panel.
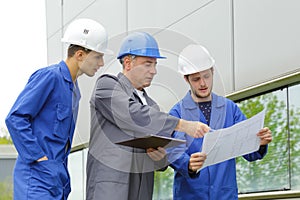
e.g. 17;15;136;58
45;0;62;38
128;0;215;30
47;32;64;65
46;0;63;64
62;0;126;39
234;0;300;90
168;0;233;96
61;0;95;23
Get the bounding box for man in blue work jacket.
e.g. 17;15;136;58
5;18;112;200
168;44;273;200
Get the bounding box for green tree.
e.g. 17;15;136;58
236;91;300;192
0;137;13;145
0;127;12;145
153;167;173;200
289;104;300;188
0;177;13;200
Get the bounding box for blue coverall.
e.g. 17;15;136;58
168;92;268;200
5;61;80;200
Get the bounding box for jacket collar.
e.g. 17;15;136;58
59;60;73;83
117;72;135;95
182;91;225;109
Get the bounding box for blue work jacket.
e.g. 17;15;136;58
168;92;267;200
5;61;80;200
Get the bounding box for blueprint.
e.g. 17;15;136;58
198;109;266;172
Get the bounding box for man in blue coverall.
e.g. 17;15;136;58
168;44;273;200
5;18;112;200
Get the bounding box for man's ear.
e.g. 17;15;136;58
75;50;86;61
123;56;132;71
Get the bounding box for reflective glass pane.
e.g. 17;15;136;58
153;167;173;200
237;89;289;193
289;84;300;190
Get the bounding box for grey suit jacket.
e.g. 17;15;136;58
86;73;179;200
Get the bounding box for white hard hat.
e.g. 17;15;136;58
178;44;215;75
61;18;113;55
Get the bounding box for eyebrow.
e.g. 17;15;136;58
145;60;157;65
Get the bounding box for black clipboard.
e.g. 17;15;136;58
115;134;186;149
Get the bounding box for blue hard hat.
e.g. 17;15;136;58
117;32;166;59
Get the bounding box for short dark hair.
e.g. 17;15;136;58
67;44;91;57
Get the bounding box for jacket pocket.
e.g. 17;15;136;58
28;160;61;198
53;103;70;139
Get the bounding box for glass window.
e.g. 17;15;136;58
289;84;300;190
153;167;173;200
236;89;289;193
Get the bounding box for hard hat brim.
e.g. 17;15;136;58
62;39;114;55
117;53;166;59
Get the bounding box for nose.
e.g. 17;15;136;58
199;78;206;86
150;66;157;75
98;57;104;67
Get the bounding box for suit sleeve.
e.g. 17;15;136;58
92;75;179;137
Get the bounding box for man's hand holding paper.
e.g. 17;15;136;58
193;109;272;172
257;127;273;145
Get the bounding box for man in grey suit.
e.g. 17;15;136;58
86;32;210;200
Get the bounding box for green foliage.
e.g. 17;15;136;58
236;91;300;193
0;127;12;145
0;137;13;145
0;178;13;200
153;167;174;200
289;105;300;188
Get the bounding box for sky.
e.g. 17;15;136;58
0;0;47;136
